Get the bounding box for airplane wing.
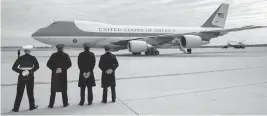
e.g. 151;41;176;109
110;25;267;47
199;25;267;39
109;38;144;46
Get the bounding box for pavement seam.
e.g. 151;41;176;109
114;96;139;115
1;66;264;87
123;81;267;102
95;81;139;115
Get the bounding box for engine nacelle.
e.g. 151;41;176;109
180;35;208;48
127;40;150;52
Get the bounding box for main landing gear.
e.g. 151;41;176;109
145;48;159;56
187;48;192;54
131;48;160;56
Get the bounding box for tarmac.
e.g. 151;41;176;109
1;47;267;115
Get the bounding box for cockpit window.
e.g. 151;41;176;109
52;22;58;24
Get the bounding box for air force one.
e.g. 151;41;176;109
32;3;266;55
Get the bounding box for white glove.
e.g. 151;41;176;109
83;72;87;78
83;72;90;78
22;70;29;76
106;69;113;74
86;72;91;78
56;68;62;74
109;69;113;74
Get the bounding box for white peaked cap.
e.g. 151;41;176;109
22;45;34;50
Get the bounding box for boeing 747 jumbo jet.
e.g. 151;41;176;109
32;3;266;55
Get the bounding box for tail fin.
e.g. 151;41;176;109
201;3;229;28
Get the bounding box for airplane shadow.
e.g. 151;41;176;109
113;52;258;58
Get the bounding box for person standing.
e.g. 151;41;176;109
98;46;119;103
12;45;39;112
77;43;96;106
47;44;72;108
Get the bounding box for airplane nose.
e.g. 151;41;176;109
31;31;38;41
31;29;41;38
31;28;45;41
31;31;37;37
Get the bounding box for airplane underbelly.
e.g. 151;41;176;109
35;36;131;48
35;36;107;48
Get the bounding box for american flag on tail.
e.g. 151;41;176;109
217;13;224;18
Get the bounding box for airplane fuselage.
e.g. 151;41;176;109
30;3;266;55
32;21;219;49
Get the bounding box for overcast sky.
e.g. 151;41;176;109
1;0;267;46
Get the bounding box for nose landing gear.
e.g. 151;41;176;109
187;48;192;54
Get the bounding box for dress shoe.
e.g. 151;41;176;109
12;108;19;112
48;105;53;108
29;105;38;110
101;100;107;103
63;103;69;107
79;102;84;106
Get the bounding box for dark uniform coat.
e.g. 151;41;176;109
12;54;39;110
12;54;39;81
98;52;119;88
78;50;96;87
47;51;72;92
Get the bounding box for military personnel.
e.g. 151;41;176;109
47;44;72;108
98;46;119;103
12;45;39;112
77;43;96;106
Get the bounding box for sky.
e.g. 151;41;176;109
1;0;267;46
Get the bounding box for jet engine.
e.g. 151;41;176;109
127;40;151;52
180;35;209;48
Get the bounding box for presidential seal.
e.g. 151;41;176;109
73;39;78;43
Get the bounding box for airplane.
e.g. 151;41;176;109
31;3;267;56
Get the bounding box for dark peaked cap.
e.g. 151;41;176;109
104;46;111;50
56;44;65;49
83;43;91;48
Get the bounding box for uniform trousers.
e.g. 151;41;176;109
49;91;68;107
80;85;93;104
13;79;35;110
102;86;116;102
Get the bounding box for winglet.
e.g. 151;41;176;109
201;3;229;28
